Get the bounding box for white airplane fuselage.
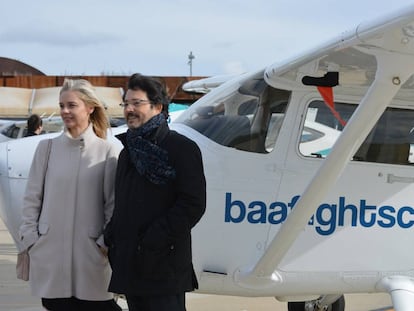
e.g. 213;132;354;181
176;82;414;299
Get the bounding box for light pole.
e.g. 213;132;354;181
188;51;195;76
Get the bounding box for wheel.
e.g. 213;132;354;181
287;295;345;311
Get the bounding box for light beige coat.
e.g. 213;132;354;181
19;125;119;300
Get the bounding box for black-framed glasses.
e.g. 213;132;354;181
119;99;151;109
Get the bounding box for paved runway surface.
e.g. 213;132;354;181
0;218;393;311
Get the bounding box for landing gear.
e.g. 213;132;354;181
287;295;345;311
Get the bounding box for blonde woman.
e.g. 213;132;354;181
19;79;121;310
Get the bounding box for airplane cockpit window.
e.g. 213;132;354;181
300;100;414;165
354;108;414;165
180;75;291;153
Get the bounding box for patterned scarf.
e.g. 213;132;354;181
126;114;176;185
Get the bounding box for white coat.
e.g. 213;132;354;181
19;125;118;300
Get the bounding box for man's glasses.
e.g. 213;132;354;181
119;99;151;109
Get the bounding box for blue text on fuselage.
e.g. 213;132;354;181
224;192;414;235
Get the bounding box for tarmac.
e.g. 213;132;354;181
0;217;393;311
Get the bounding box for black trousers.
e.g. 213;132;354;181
126;293;186;311
41;297;121;311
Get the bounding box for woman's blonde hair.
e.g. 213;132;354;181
60;78;109;139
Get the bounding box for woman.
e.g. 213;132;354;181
19;79;121;310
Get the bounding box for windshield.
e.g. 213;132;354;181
176;72;291;153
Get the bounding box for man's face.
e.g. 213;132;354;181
123;89;162;129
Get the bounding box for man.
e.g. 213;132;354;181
105;73;206;311
25;114;43;136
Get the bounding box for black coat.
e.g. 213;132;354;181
105;122;206;295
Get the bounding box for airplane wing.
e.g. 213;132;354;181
182;74;240;93
236;4;414;289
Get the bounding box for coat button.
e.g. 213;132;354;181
170;245;174;250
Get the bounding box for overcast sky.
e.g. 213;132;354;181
2;0;414;77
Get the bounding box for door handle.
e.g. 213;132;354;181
387;173;414;184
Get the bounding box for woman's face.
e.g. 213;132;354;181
59;90;94;135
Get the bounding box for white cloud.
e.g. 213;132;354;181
1;0;414;76
0;24;122;47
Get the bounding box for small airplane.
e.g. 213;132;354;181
0;115;64;142
0;102;187;143
3;4;414;311
0;116;129;143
